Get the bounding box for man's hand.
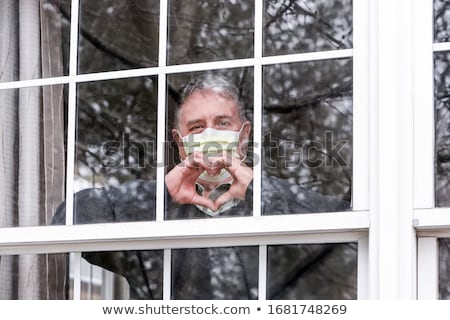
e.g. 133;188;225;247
165;152;253;212
165;152;222;211
213;156;253;209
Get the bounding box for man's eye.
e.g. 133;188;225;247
217;121;230;128
190;125;204;132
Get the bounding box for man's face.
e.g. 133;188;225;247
173;90;250;159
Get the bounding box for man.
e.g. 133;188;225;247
165;75;252;216
52;74;351;299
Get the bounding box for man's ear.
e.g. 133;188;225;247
238;121;251;159
172;129;186;160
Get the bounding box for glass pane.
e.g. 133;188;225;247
55;77;158;225
439;238;450;299
165;69;254;220
267;243;357;299
172;246;258;299
435;51;450;207
0;0;70;82
78;250;163;299
0;253;67;299
167;0;254;65
263;0;352;56
262;59;352;215
0;85;68;228
78;0;160;73
435;0;450;43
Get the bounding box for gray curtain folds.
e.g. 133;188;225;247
0;0;19;300
0;0;66;299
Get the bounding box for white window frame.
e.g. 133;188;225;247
11;0;449;300
413;0;450;300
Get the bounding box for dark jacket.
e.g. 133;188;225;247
52;175;351;299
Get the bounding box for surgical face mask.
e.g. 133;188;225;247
177;126;244;216
179;127;242;185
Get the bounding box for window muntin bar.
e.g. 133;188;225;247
156;0;168;222
0;50;353;91
413;0;435;209
258;245;267;299
0;213;368;255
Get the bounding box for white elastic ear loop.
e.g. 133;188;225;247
237;123;249;162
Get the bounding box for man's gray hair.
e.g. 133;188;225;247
175;74;246;128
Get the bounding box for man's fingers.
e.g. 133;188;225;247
191;194;217;211
213;191;235;210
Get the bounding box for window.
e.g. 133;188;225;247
434;0;450;207
434;0;450;299
416;0;450;300
6;0;448;301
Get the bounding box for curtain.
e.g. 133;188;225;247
0;0;66;299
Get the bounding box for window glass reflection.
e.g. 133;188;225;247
262;59;352;215
78;0;160;73
434;0;450;43
79;250;163;300
165;69;254;220
0;253;67;299
435;51;450;207
167;0;254;65
267;243;357;299
263;0;352;56
172;247;258;299
50;77;158;225
439;238;450;299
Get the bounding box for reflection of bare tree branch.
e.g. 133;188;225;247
435;2;450;40
169;14;253;34
265;0;350;49
136;252;154;300
264;81;352;113
323;100;352;119
268;245;336;299
234;249;253;299
319;244;356;290
56;3;148;68
265;0;296;29
436;93;450;102
76;142;103;164
291;2;348;49
238;68;249;102
78;97;122;139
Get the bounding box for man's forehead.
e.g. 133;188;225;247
179;92;240;119
185;114;233;124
